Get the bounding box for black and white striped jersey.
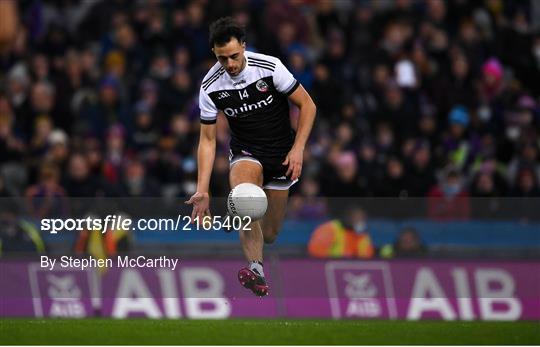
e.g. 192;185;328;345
199;51;300;157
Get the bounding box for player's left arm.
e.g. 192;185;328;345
284;85;316;181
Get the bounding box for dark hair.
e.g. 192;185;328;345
209;17;245;47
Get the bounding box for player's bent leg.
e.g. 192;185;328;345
230;160;264;261
260;188;289;244
229;160;269;296
229;159;264;188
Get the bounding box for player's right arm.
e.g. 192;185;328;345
196;123;216;195
185;85;219;220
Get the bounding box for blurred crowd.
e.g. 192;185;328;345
1;0;540;221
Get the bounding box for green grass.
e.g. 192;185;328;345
1;319;539;345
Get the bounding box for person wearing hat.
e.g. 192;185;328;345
443;105;473;170
480;57;504;102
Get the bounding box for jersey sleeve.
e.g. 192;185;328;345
273;59;300;96
198;87;218;124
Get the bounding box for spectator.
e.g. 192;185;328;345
376;156;408;197
84;138;104;177
479;58;504;104
102;124;126;185
288;49;313;91
431;53;476;114
374;122;396;162
131;101;159;152
356;140;381;196
80;76;129;139
416;113;438;149
311;62;343;122
0;102;25;163
289;176;327;220
427;167;470;221
380;227;428;258
63;153;102;197
165;67;194;114
322;151;365;198
308;205;374;259
119;159;160;197
0;1;538;226
45;129;70;171
511;168;540;197
29;81;59;134
469;155;508;196
471;171;499;197
0;198;46;256
7;64;32;133
509;168;540;222
74;211;132;260
25;162;67;218
29;115;53;158
405;141;436;197
470;170;505;220
376;81;418;139
507;142;540;185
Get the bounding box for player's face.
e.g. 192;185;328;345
213;38;246;76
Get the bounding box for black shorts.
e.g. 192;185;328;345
229;148;299;190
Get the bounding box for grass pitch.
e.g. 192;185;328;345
1;319;539;345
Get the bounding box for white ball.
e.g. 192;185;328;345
227;183;268;221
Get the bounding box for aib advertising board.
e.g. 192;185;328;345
1;259;538;320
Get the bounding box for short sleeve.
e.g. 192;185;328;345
199;87;218;124
273;59;300;96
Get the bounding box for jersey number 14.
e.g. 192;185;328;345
239;90;249;100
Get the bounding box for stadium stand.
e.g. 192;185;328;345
1;0;539;259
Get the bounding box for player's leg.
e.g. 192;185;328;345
260;188;289;244
229;159;269;296
229;160;264;262
258;154;298;244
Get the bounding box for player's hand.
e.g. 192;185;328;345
185;192;211;221
282;146;303;181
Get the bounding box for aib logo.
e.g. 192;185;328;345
325;262;397;319
28;264;93;318
343;272;377;298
